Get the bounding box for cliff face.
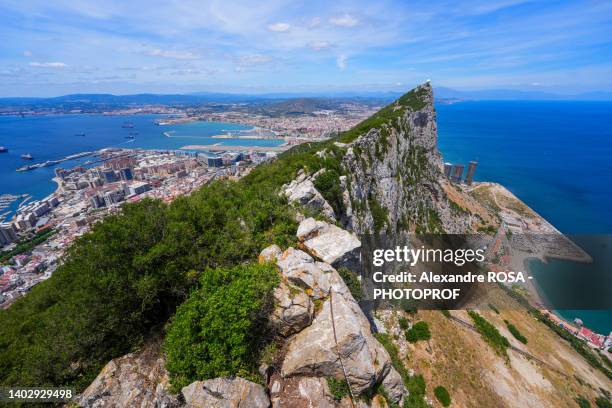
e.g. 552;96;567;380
339;82;470;235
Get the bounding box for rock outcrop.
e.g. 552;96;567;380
341;83;471;235
269;376;336;408
270;219;407;404
181;377;269;408
282;170;336;221
75;338;180;408
271;280;314;337
296;218;361;270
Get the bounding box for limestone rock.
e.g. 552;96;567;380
341;82;471;235
181;377;269;408
259;244;283;264
269;376;335;408
381;366;407;405
272;281;314;337
75;338;179;408
296;218;361;270
282;177;335;221
280;267;392;395
276;248;333;299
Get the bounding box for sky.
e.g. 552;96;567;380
0;0;611;97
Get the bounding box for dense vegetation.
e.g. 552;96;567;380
505;319;528;344
405;321;431;343
0;147;312;390
468;311;510;357
164;263;279;390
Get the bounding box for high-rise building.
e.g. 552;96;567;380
119;167;133;181
0;223;18;246
444;162;452;178
207;157;223;167
90;194;106;209
103;170;118;183
465;161;478;185
451;164;464;183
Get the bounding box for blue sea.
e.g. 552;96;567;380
0;114;282;218
436;100;612;334
0;103;610;333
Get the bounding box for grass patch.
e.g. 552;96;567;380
327;377;351;401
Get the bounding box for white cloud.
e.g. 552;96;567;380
29;62;67;68
307;17;321;28
267;22;290;32
23;50;32;57
147;48;198;60
330;14;359;27
336;54;348;70
308;41;331;51
234;53;273;71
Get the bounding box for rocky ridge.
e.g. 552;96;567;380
74;217;407;408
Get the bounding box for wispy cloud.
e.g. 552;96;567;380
336;54;348;70
308;41;331;51
329;14;359;27
147;49;199;60
29;62;67;68
267;22;290;32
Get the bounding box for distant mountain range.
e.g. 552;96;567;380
0;87;611;109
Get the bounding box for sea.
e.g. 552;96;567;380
436;100;612;334
0;102;610;333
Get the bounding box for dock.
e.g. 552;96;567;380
180;144;291;152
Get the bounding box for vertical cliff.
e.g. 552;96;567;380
337;82;471;235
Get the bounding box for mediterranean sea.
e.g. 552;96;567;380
437;100;612;334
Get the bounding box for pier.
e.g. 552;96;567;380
180;144;290;153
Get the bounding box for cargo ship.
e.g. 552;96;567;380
0;146;8;153
21;153;33;160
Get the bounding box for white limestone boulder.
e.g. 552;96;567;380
181;377;269;408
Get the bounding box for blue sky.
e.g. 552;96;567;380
0;0;611;96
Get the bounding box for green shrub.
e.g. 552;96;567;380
406;374;426;396
488;303;500;314
327;377;351;401
440;310;451;318
575;396;591;408
164;263;279;390
405;321;431;343
468;311;509;357
505;320;527;344
368;197;389;233
434;385;451;407
398;317;409;330
313;169;344;218
595;397;612;408
337;267;363;301
374;333;409;382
